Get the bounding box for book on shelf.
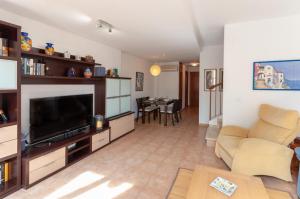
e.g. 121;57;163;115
0;161;13;185
22;57;46;76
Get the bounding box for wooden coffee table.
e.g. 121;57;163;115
186;165;270;199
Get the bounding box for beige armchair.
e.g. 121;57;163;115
215;104;300;181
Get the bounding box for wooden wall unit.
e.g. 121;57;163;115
0;19;135;195
109;112;135;141
0;20;21;198
22;128;110;188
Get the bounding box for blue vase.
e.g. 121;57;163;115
45;42;54;55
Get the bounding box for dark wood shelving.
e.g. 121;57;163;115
21;75;105;85
67;147;90;165
0;55;19;61
22;50;95;66
67;144;90;156
0;19;22;197
22;75;103;81
0;90;17;94
0;178;18;197
0;121;17;128
0;154;17;163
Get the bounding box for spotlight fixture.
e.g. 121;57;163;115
96;19;113;33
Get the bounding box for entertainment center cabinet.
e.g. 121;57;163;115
22;128;110;188
0;19;135;196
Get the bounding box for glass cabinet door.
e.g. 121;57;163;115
120;79;131;96
106;78;120;98
120;96;131;113
0;60;17;89
106;98;120;118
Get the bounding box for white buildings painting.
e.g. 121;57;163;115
254;62;292;90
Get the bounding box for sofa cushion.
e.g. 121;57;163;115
232;138;294;182
266;188;292;199
259;104;298;130
249;120;294;145
217;134;243;158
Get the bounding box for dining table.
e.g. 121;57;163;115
142;98;175;126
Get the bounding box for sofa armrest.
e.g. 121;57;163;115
220;125;249;138
232;138;294;181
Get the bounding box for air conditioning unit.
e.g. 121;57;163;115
161;65;178;72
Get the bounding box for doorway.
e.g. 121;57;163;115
190;72;199;107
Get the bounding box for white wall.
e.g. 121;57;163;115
0;10;152;136
223;15;300;128
154;61;180;99
0;8;121;68
199;45;224;124
120;52;154;117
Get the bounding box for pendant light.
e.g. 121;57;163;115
150;64;161;76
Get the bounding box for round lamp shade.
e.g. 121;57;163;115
150;64;161;76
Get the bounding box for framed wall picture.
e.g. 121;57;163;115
204;69;217;91
253;60;300;90
135;72;144;91
219;68;224;91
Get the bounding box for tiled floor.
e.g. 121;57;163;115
8;108;297;199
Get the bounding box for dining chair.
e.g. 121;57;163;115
177;99;182;120
136;97;159;123
159;99;180;126
136;97;144;122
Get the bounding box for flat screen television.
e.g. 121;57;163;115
29;94;93;145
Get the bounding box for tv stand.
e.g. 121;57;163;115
29;125;91;148
22;127;110;188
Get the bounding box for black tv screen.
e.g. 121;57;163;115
30;94;93;144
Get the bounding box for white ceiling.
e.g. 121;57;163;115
2;0;300;62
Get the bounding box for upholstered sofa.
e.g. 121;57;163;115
215;104;300;181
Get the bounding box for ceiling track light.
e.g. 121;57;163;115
96;19;113;33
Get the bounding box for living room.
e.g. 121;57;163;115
0;1;300;199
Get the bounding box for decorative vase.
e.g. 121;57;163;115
67;67;76;77
84;68;92;78
21;32;32;52
112;68;119;77
45;43;54;55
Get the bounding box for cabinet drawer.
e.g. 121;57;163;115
0;139;17;159
29;157;65;184
29;148;65;172
0;125;17;143
110;113;134;141
92;130;109;151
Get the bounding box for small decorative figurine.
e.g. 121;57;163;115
64;51;71;59
75;55;81;61
106;69;112;77
112;68;119;77
67;67;76;77
45;43;54;55
0;109;8;122
84;68;92;78
21;32;32;52
1;38;8;56
85;55;94;63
